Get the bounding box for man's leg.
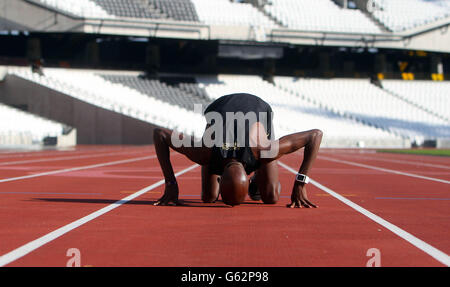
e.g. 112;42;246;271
254;160;281;204
201;165;220;203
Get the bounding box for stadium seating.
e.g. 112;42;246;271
32;0;200;21
381;80;450;121
0;102;63;145
7;67;206;138
28;0;450;35
149;0;200;22
33;0;114;19
196;74;405;147
100;74;210;110
191;0;277;27
92;0;199;21
92;0;163;19
370;0;450;32
274;77;450;142
263;0;382;34
7;66;449;147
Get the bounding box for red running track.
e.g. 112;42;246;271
0;146;448;267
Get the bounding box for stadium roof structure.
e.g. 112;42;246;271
0;17;29;32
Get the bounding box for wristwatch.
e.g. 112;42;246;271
165;179;178;186
295;173;310;184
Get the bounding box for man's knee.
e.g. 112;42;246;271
201;194;214;203
201;166;219;203
312;129;323;141
261;182;281;204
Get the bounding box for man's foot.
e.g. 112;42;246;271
248;175;261;201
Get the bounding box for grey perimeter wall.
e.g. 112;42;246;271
0;75;160;145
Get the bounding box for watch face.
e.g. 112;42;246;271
296;174;309;183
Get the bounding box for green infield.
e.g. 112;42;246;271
377;149;450;157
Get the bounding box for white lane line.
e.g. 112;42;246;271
0;155;157;184
319;156;450;184
0;150;148;166
0;146;143;160
278;161;450;267
375;197;450;201
0;164;199;267
331;154;450;170
0;192;103;195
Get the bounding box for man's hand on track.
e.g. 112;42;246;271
154;184;180;206
287;182;318;208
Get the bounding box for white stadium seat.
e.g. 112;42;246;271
0;102;63;145
33;0;114;18
275;77;450;142
370;0;450;32
381;80;450;121
263;0;382;34
191;0;277;28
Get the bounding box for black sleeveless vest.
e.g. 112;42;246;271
203;93;273;175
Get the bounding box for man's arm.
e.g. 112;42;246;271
276;129;323;171
153;128;211;206
258;128;323;208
